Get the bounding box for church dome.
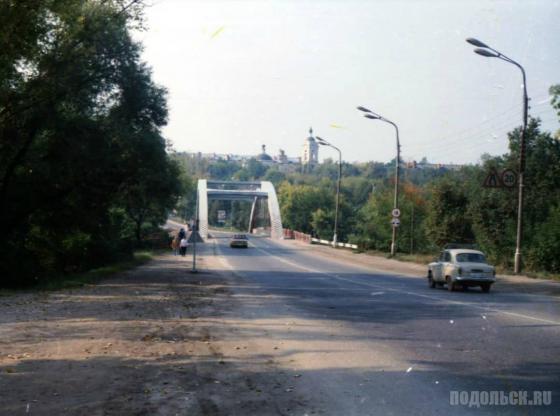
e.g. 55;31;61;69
257;144;273;161
257;153;273;161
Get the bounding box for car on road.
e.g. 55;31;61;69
427;247;496;292
230;234;249;248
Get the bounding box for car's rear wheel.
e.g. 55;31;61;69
428;271;436;288
481;283;491;293
446;276;455;292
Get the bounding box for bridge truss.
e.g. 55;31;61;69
197;180;283;240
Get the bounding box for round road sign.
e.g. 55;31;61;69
501;169;517;188
392;208;401;218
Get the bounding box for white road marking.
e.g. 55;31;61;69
246;239;560;327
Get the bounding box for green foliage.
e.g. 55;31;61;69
263;168;286;185
207;160;242;180
425;178;474;247
311;208;332;239
246;159;267;179
278;182;332;234
526;204;560;272
171;90;560;274
550;84;560;120
0;1;181;286
353;186;394;251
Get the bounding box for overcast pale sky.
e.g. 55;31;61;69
135;0;560;164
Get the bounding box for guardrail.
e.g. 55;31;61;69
311;238;358;250
282;228;357;249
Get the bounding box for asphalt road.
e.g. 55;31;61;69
210;233;560;416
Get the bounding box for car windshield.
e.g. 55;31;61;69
233;235;247;240
456;253;486;263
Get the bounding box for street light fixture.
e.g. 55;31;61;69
315;136;342;247
466;37;529;274
357;106;401;256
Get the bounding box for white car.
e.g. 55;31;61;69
427;248;496;292
230;234;249;248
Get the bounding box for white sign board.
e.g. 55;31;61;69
391;218;400;227
392;208;401;218
217;210;226;223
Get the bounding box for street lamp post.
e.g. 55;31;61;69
466;37;528;274
315;136;342;246
357;106;401;256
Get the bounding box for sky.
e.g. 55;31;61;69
134;0;560;164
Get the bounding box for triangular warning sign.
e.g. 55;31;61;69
483;169;502;188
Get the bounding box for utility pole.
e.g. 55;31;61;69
315;136;342;246
410;204;415;254
357;106;401;256
466;37;528;273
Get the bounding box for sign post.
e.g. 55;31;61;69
191;192;198;274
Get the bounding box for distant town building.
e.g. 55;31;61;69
302;127;319;172
406;160;466;171
181;128;320;173
276;149;288;163
255;144;275;167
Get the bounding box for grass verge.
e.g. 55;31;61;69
0;250;163;296
359;249;560;281
357;249;434;266
35;250;158;292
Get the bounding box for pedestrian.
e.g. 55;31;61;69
178;228;186;240
171;236;179;256
179;237;188;256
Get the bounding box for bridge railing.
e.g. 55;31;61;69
283;228;312;242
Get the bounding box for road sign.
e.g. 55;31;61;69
217;210;226;223
483;169;502;188
392;208;401;218
391;218;400;227
501;169;517;188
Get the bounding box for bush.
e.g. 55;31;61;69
526;205;560;273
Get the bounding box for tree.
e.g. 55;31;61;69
550;84;560;120
425;178;474;247
526;203;560;272
278;182;332;233
353;185;394;251
311;208;332;239
246;159;267;179
0;1;179;286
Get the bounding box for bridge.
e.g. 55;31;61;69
197;179;283;240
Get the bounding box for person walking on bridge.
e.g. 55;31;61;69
179;237;188;256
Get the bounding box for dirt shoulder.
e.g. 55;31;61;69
0;243;311;416
282;239;560;296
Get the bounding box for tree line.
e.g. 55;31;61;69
0;1;182;287
174;89;560;273
3;1;556;287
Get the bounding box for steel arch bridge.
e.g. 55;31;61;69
197;179;283;240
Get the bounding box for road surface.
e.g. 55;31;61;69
1;231;558;415
208;232;560;415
